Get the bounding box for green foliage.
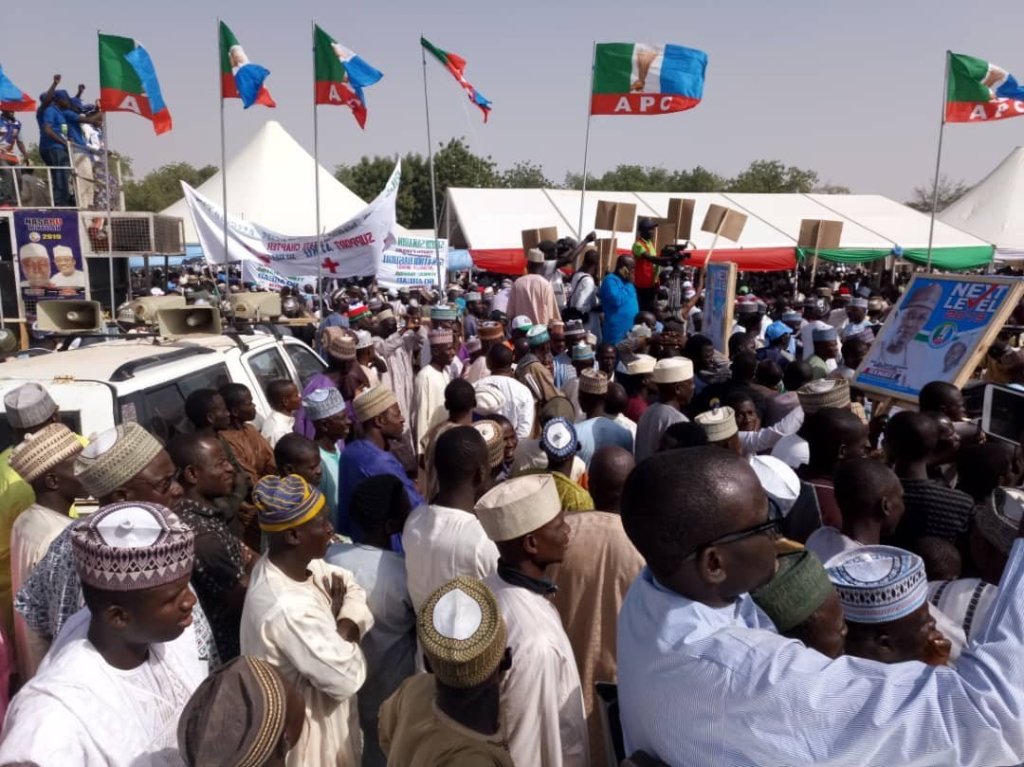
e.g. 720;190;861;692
500;161;551;188
566;159;816;194
727;160;818;193
124;161;217;212
906;175;970;213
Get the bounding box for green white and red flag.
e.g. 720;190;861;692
946;52;1024;122
98;33;172;134
591;43;707;116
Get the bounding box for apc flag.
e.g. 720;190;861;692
591;43;707;116
946;53;1024;122
98;34;172;134
219;22;275;109
313;25;382;129
421;37;491;122
0;66;35;111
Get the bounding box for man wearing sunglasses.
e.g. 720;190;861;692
617;446;1024;766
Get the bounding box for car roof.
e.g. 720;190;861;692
0;333;281;383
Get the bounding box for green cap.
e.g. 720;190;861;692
751;550;833;632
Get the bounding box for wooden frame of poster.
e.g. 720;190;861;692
853;273;1024;404
703;261;737;356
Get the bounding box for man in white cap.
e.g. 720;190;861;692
355;329;383;387
0;501;205;765
808;327;839;380
506;249;562;327
404;426;498;612
826;545;951;666
477;475;589;767
475;344;536;440
414;328;454;456
379;577;514;766
634;357;695;462
841;296;872;340
7;423;84;681
0;382;63;640
49;245;86;288
17;243;52;288
302;387;350;527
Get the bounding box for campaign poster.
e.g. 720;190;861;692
13;210;87;320
377;237;449;289
241;261;299;292
855;275;1024;401
703;261;736;355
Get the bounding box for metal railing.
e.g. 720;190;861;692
0;158;124;210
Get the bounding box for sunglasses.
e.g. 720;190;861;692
681;517;780;561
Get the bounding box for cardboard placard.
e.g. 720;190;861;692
700;204;748;242
521;226;559;255
651;218;678;255
797;219;844;250
704;262;737;356
596;237;618;279
854;274;1024;403
666;198;696;242
595;201;637;233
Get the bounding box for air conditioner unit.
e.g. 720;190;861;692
229;292;282;320
157;307;223;338
36;300;104;334
129;295;186;323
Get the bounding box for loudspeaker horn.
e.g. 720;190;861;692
229;292;283;320
157;307;223;338
35;300;104;334
129;295;186;323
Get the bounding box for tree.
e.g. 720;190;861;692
500;161;551;188
728;160;818;193
813;183;852;195
906;175;970;213
672;165;728;192
124;161;216;212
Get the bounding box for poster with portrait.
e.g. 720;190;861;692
703;261;737;355
13;210;87;320
855;274;1024;402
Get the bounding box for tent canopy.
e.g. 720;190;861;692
445;188;993;274
939;146;1024;259
161;121;393;243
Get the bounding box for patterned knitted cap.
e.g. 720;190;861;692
428;328;454;346
323;326;357;361
578;369;608;395
473;420;505;469
4;382;57;430
752;550;834;632
253;474;327;533
178;656;287;767
75;423;163;500
352;385;398;424
473;383;506;415
302;388;346;421
479;322;505;342
355;330;374;350
527;325;550;347
541;417;577;460
9;423;83;484
475;474;561;542
812;327;838;343
825;545;927;624
797;379;850;414
418;577;507;688
72;502;194;592
564;320;586;340
571;342;595;362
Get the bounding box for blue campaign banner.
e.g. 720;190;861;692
855;275;1024;401
13;209;86;319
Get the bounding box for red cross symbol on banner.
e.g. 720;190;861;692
321;257;340;274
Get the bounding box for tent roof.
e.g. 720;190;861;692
445;188;992;274
939;146;1024;252
161;121;382;242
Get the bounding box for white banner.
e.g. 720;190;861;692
241;261;298;291
378;237;449;288
181;162;400;279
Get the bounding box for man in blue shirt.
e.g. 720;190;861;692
0;111;29;205
599;256;640;347
39;90;72;206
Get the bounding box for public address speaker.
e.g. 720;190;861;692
229;292;282;320
157;307;223;338
129;295;186;322
36;300;104;334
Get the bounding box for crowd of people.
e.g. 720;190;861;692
0;74;116;209
0;230;1023;766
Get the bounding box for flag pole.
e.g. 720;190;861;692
577;41;596;238
421;36;444;290
98;29;116;322
218;19;230;280
312;21;324;318
925;50;950;274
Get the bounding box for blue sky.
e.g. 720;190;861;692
10;0;1024;201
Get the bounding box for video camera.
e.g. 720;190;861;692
660;244;691;263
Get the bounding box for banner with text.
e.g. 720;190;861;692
182;162;400;279
241;261;299;291
13;210;87;320
378;237;448;288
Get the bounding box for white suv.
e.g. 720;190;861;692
0;332;326;446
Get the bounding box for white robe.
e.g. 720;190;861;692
377;331;417;428
484;573;589;767
241;557;374;767
0;608;205;767
414;365;450;454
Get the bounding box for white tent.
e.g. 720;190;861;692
939;146;1024;260
161;121;378;243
